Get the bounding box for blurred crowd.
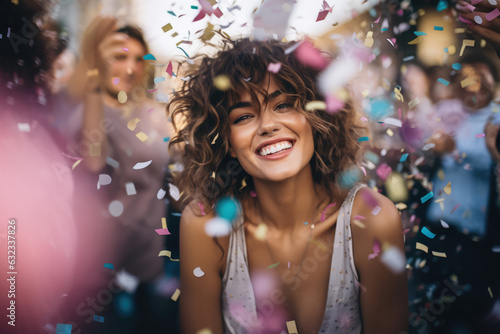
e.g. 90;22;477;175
1;0;500;333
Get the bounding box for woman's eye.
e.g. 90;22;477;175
114;54;127;61
275;103;292;110
233;115;253;124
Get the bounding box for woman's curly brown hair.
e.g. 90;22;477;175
168;37;365;211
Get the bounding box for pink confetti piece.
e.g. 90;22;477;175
360;166;367;176
113;77;119;85
325;94;344;113
371;205;381;216
376;162;392;181
250;190;257;197
476;133;485;138
321;202;337;221
466;4;476;11
374;15;381;24
267;62;281;73
360;116;368;121
155;228;171;235
316;10;329;22
451;204;460;214
458;15;473;24
294;40;328;70
354;215;366;220
361;190;378;207
486;8;500;21
213;7;223;18
147;89;158;93
123;48;129;52
198;202;206;215
368;240;381;260
166;62;173;77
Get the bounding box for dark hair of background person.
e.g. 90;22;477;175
167;37;366;213
461;51;500;84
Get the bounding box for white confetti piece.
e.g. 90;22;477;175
157;188;167;199
204;217;232;237
133;160;152;169
125;182;136;195
109;200;124;217
383;117;402;127
380;246;406;273
193;267;205;277
371;205;381;216
474;15;483;24
169;183;180;201
98;174;112;186
440;219;449;228
17;123;31;132
115;269;140;293
422;143;436;151
106;157;120;168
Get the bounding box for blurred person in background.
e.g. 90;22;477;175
62;16;175;333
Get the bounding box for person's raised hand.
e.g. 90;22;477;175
80;16;118;70
429;130;456;155
456;0;500;55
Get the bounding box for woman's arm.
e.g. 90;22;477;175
179;206;227;334
351;188;409;334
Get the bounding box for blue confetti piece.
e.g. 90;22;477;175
437;0;448;11
216;197;239;222
56;323;72;334
381;28;388;32
143;53;156;60
303;222;309;225
437;78;450;86
402;56;415;62
177;46;190;58
434;26;443;31
420;191;434;204
103;263;114;270
358;136;369;142
163;137;170;142
444;47;449;53
367;97;394;121
452;63;462;70
421;226;436;239
414;31;427;36
171;212;182;216
167;11;176;16
400;153;409;162
191;5;198;9
154;76;165;84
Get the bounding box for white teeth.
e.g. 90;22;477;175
258;141;293;156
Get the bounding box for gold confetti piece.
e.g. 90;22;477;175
162;217;167;229
162;23;173;33
455;28;466;33
171;32;179;38
444;182;451;195
395;203;407;210
460;77;476;88
394;87;404;102
353;219;366;228
127;118;140;131
171;288;181;301
419;259;427;268
196;329;212;334
286;320;298;334
211;132;219;144
434;198;445;203
305;101;327;111
136;131;149;142
267;262;280;269
364;31;374;47
72;160;82;170
86;68;99;77
239;177;247;190
255;223;267;241
386;129;394;137
488;286;493;298
90;143;101;156
408;97;420;110
460;39;475;57
210;171;216;178
312;238;328;252
438;169;445;180
213;75;231;91
158;250;180;261
117;91;128;103
201;22;215;43
447;45;456;56
416;242;428;253
432;251;447;258
408;35;424;45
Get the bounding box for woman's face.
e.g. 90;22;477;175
228;79;315;183
105;37;146;95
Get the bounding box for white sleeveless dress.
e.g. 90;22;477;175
221;184;365;333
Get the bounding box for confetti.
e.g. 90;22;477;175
255;223;268;241
432;251;447;258
143;53;156;60
133;160;152;170
103;263;114;270
171;289;181;301
156;217;171;235
98;174;112;186
460;77;476;88
125;182;137;195
440;219;449;228
420;191;434;203
193;267;205;277
364;31;374;47
376;163;392;181
459;39;475;57
56;323;72;334
380;246;406;273
109;200;124;217
321;202;337;221
476;133;485;138
154;76;165;84
358;136;369;142
437;78;450;86
421;226;436;239
213;75;231;91
169;183;181;201
371;206;381;216
452;63;462;70
416;242;429;253
267;262;280;269
305;101;327;111
408;36;424;45
434;26;443;31
451;204;460;214
211;132;219;144
158;250;179;261
135;131;149;142
216;197;239;221
400;153;409;162
166;62;173;77
117;91;127;103
294;40;328;70
368;240;381;260
437;0;447;11
267;62;281;73
17;123;30;132
474;15;483;24
286;320;299;334
486;8;500;21
93;315;105;323
444;182;451;195
161;23;173;33
157;188;166;199
127;118;140;131
384;117;402;127
72;160;82;170
205;217;232;237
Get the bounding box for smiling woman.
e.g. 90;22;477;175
168;37;408;334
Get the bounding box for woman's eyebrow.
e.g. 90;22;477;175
227;90;283;113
